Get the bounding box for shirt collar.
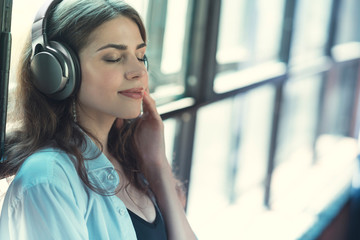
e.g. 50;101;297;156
82;135;112;172
81;133;120;192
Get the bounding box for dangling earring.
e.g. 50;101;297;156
72;98;78;123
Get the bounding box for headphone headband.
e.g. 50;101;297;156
31;0;62;58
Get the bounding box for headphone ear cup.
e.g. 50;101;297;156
30;41;81;100
48;41;81;100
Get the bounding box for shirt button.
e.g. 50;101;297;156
107;174;114;180
118;208;126;216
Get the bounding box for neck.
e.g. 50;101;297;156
79;116;121;155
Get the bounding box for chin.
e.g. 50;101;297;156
122;110;142;120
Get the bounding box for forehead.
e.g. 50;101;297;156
84;16;144;50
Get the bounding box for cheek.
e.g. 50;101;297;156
80;63;118;93
78;68;111;107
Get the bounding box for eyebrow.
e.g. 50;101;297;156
96;43;147;52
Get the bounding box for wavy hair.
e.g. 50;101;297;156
1;0;147;194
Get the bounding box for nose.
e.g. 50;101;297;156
124;57;147;80
125;69;146;80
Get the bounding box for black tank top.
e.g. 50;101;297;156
128;206;167;240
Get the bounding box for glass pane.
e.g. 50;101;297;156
10;0;46;89
0;176;13;213
217;0;285;66
321;62;359;136
163;118;177;165
161;0;189;74
187;86;274;238
275;75;323;167
335;0;360;44
272;73;324;208
270;74;357;214
216;0;247;64
271;75;323;207
145;0;191;104
187;98;233;237
290;0;332;64
234;85;274;197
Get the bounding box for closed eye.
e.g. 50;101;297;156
105;58;122;63
138;55;148;69
103;55;148;69
137;54;147;62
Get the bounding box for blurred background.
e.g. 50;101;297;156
1;0;360;239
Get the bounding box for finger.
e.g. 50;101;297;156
142;92;160;118
142;92;156;113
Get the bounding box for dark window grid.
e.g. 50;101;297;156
160;0;293;208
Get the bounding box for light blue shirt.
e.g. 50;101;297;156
0;137;138;240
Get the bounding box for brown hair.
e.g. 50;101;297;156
1;0;147;194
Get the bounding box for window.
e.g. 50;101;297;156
187;85;275;238
163;118;177;165
289;0;332;64
321;61;360;137
233;85;274;198
271;74;324;209
187;98;234;237
275;74;323;167
217;0;285;66
9;0;45;90
335;0;360;44
141;0;193;105
214;0;286;93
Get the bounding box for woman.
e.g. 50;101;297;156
0;0;196;239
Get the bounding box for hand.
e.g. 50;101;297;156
133;93;197;240
135;90;167;174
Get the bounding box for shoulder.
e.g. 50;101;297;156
7;148;81;204
16;148;76;186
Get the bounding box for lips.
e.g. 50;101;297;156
118;88;144;99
